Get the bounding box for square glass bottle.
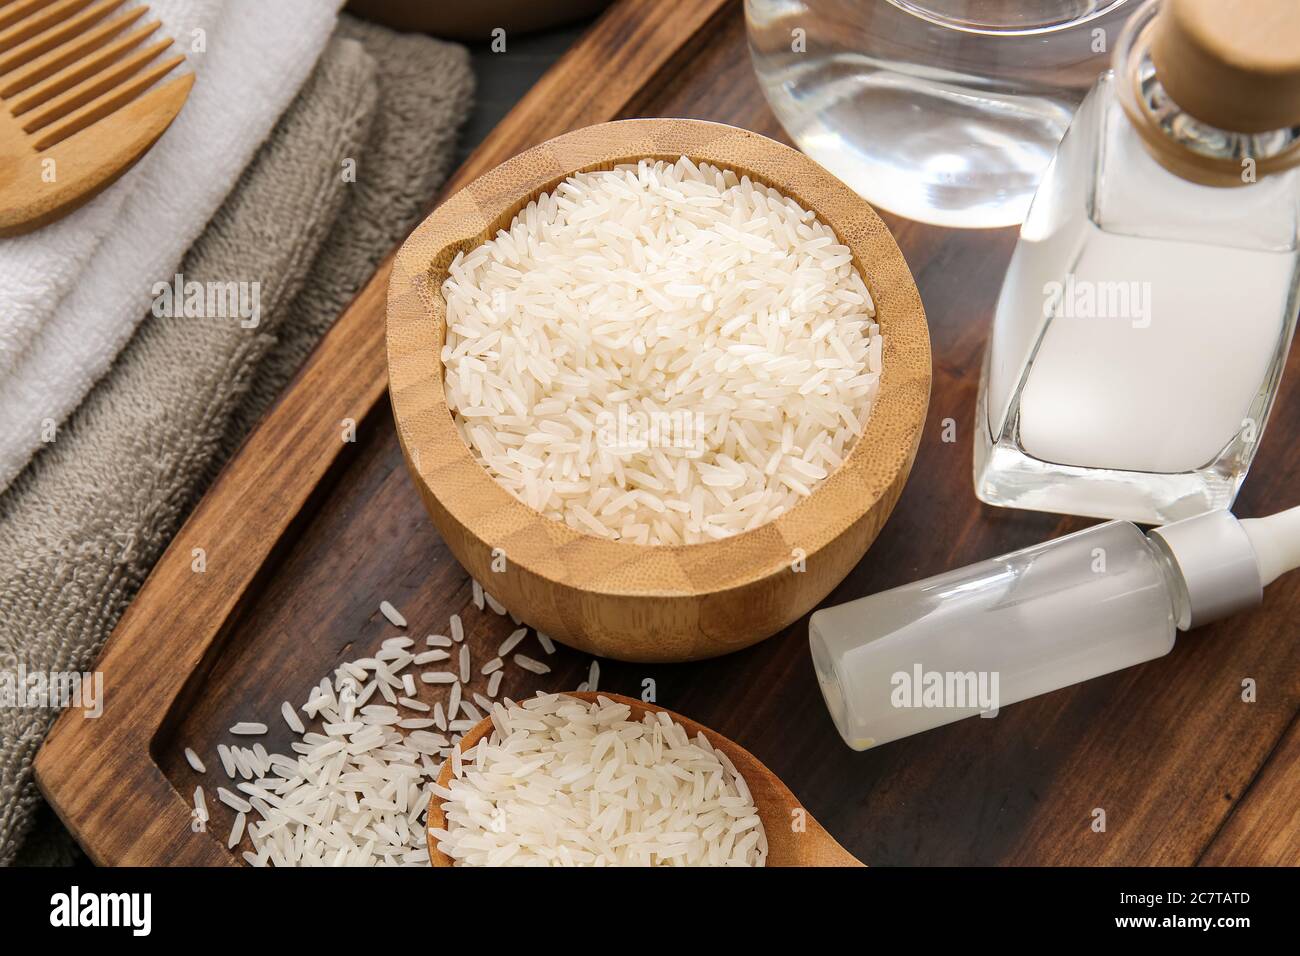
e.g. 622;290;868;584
975;0;1300;524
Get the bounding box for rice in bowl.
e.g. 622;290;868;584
440;157;882;546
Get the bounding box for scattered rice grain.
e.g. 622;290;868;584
379;600;407;628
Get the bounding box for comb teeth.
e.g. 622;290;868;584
0;0;131;88
0;0;185;149
0;0;76;37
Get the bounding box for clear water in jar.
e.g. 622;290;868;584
745;0;1135;228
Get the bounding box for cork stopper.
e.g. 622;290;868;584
1151;0;1300;133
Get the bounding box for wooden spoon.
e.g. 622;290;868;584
0;0;193;236
426;691;863;867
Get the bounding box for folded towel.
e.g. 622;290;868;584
0;0;225;373
0;0;343;495
0;15;473;866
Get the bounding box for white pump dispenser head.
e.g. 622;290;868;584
1147;505;1300;630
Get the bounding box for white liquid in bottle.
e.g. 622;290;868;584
1017;224;1295;474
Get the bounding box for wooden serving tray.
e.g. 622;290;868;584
36;0;1300;866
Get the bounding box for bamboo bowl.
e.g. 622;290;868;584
386;119;930;663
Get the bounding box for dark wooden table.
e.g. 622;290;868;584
37;0;1299;866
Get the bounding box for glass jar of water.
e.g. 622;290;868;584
746;0;1136;228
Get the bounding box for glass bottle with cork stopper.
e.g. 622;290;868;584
975;0;1300;524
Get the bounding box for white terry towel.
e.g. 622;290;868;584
0;0;225;373
0;0;341;492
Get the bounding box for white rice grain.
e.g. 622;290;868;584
513;654;550;675
281;701;305;734
217;744;236;778
218;787;252;814
448;681;462;723
498;628;527;657
379;601;407;628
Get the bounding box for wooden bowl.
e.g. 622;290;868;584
386;118;929;663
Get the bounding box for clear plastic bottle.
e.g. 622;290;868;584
811;505;1300;749
975;0;1300;523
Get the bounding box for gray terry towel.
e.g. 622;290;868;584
0;15;473;866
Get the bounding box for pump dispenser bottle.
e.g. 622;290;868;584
810;506;1300;750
